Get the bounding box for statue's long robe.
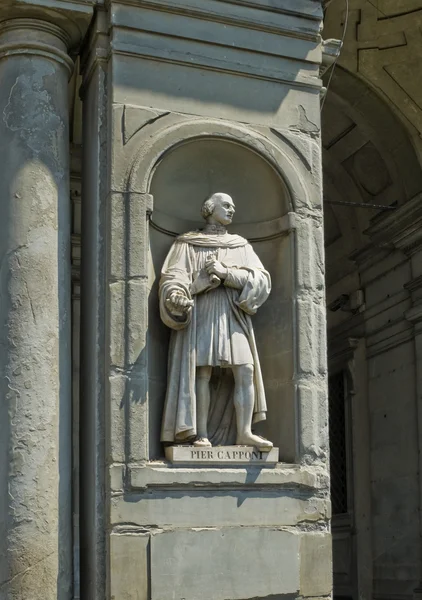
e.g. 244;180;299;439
159;231;271;445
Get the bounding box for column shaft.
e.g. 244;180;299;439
0;18;73;600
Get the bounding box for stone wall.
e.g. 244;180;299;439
79;2;331;599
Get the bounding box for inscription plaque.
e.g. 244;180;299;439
165;445;279;465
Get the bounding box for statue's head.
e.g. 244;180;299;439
201;193;235;226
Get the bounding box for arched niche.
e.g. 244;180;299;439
147;136;296;461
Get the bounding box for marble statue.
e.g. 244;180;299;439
159;192;273;451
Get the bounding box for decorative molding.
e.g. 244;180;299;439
405;302;422;326
349;244;391;270
79;10;109;95
328;312;365;346
404;275;422;295
110;2;323;90
329;335;359;357
0;40;74;73
0;1;94;49
111;0;323;40
366;324;414;357
321;37;342;75
122;113;314;217
110;45;321;91
365;194;422;255
270;127;314;172
404;276;422;326
123;106;169;145
0;17;71;44
0;19;75;74
350;195;422;270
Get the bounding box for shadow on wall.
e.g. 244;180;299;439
116;57;316;120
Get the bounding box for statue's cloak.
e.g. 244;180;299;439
159;231;271;445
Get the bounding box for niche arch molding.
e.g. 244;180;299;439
118;111;325;466
125;115;317;215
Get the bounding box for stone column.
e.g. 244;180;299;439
0;17;74;600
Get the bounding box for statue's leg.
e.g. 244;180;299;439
194;366;212;447
232;364;273;452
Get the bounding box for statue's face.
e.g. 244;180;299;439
212;194;235;225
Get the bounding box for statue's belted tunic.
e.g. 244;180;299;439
159;229;271;445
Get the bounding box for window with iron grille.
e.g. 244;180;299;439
329;371;349;515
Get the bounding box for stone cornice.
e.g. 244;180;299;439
350;195;422;269
349;244;391;270
328;336;359;365
405;302;422;326
404;277;422;327
365;195;422;255
320;38;342;75
109;2;323;90
112;0;323;34
79;9;109;93
215;0;323;21
110;0;323;48
404;275;422;295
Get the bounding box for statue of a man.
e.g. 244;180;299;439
159;192;273;451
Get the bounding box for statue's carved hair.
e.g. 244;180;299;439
201;197;216;220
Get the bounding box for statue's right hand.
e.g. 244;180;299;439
166;291;194;316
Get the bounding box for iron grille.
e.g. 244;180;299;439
328;371;349;515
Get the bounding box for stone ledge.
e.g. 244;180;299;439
128;462;328;491
110;491;331;528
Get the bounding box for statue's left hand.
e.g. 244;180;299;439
205;258;228;280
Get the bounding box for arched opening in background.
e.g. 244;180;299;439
322;67;422;600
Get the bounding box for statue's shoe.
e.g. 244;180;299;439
236;433;274;453
193;437;212;447
256;437;274;453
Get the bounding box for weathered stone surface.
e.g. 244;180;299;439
0;17;75;600
109;374;127;463
0;4;95;597
297;383;329;465
110;490;329;528
150;527;300;600
300;533;333;597
110;533;149;600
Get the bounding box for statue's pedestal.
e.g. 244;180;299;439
165;445;279;465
